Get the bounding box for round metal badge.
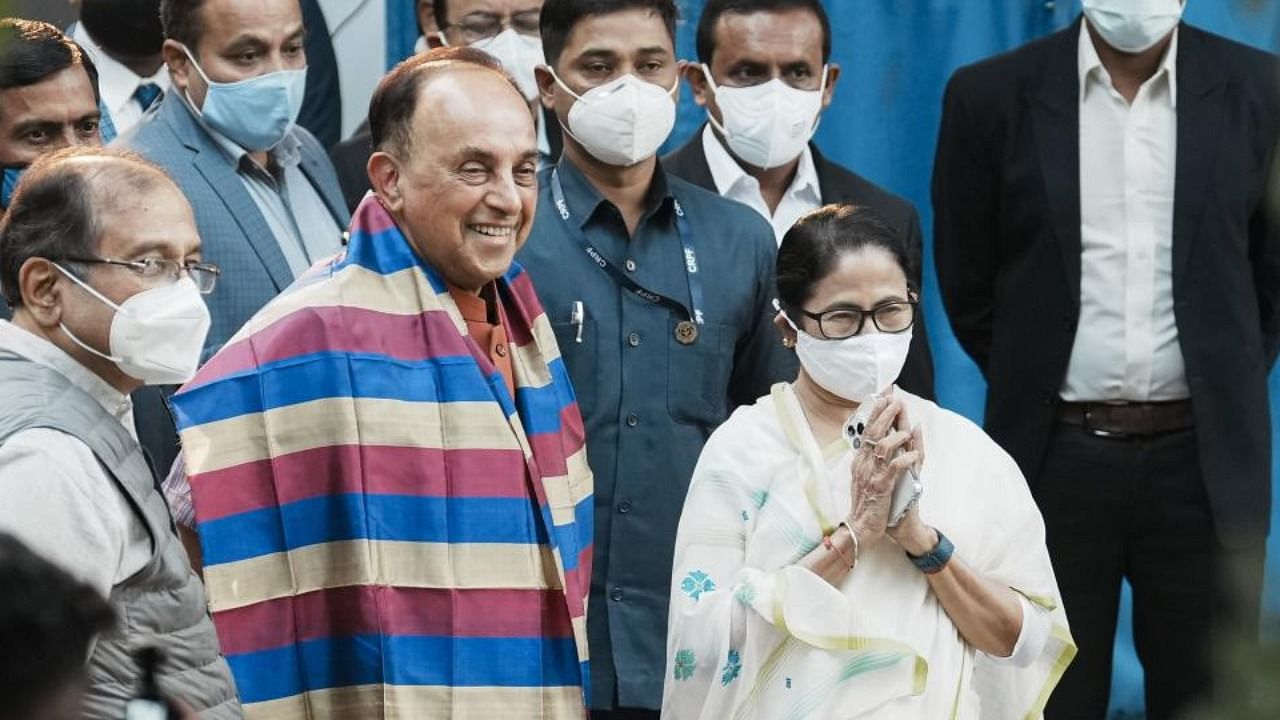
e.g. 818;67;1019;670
674;320;699;345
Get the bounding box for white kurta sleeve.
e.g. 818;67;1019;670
990;594;1051;668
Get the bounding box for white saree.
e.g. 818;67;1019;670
663;384;1075;719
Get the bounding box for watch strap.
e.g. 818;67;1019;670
907;529;953;574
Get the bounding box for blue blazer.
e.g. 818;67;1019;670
116;93;350;354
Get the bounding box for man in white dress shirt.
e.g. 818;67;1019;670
0;146;239;718
933;1;1280;717
71;0;169;142
663;0;934;399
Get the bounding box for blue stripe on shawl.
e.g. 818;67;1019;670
339;224;448;293
229;636;583;703
199;495;555;567
174;352;501;430
542;496;592;572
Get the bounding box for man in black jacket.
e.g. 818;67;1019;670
933;3;1279;718
663;0;933;400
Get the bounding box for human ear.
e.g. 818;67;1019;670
367;152;405;214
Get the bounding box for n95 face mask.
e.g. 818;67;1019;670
703;64;827;170
553;71;677;167
472;29;545;101
55;265;211;385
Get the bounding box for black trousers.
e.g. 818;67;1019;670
1036;423;1264;720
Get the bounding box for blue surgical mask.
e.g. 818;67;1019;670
1;166;24;208
181;45;307;151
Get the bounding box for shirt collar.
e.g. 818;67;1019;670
552;153;675;229
70;23;169;116
0;320;133;428
701;124;821;205
446;282;499;325
1078;21;1179;107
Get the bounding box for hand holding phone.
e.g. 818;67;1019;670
845;394;922;527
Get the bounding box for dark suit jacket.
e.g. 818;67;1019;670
663;127;936;400
330;107;565;214
297;0;342;149
933;20;1280;545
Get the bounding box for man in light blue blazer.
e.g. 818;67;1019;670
118;0;349;355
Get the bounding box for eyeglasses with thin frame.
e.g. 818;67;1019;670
447;10;541;43
59;256;221;295
795;298;918;339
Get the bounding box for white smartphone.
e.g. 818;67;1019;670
844;396;922;527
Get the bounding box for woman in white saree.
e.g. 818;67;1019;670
663;205;1075;719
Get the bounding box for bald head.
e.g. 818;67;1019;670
368;45;528;159
0;147;189;307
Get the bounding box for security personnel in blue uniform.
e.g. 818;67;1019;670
516;1;795;716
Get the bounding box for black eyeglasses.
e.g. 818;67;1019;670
60;256;221;294
795;299;918;339
448;10;541;43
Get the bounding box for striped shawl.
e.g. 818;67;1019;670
170;196;594;719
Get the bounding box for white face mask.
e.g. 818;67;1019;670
54;265;211;385
785;313;913;403
703;64;827;170
1082;0;1184;54
552;71;677;167
472;29;545;101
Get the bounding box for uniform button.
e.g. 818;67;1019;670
494;343;507;357
625;259;637;272
626;413;639;427
627;332;641;347
618;501;632;514
610;588;624;601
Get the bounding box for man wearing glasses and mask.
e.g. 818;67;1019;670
0;147;239;719
664;0;933;401
330;0;560;213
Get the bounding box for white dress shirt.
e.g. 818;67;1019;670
0;321;150;598
71;23;169;137
702;124;822;245
1061;24;1187;402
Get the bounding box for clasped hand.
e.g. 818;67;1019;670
847;394;935;555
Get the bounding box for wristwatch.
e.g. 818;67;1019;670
907;529;953;574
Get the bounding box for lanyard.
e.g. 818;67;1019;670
550;169;705;333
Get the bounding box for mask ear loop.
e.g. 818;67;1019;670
546;68;592;152
805;64;831;138
772;298;802;332
700;64;734;139
51;263;125;364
